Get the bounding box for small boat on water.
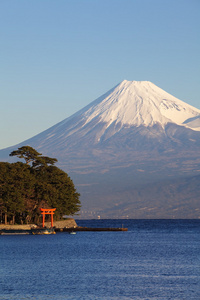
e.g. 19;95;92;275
32;228;56;235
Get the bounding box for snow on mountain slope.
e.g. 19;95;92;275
4;79;199;153
60;80;200;132
183;115;200;130
1;79;200;156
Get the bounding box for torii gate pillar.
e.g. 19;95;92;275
40;208;56;228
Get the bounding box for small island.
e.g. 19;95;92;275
0;146;127;234
0;146;81;227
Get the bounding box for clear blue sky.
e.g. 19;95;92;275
0;0;200;149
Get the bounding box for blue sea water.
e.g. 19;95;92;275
0;219;200;300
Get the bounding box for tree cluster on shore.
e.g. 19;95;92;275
0;146;80;225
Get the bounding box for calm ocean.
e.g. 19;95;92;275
0;219;199;300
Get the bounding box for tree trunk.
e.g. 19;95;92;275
4;212;7;225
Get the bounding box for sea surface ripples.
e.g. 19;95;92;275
0;219;199;299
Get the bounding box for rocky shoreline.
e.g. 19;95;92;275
0;219;128;233
0;218;77;230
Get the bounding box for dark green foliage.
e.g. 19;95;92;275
34;166;80;219
9;146;42;165
9;146;58;167
0;146;80;224
0;162;33;224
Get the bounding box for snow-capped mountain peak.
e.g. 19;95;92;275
70;80;200;131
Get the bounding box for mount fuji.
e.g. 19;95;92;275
1;80;200;218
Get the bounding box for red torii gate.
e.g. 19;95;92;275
40;208;56;228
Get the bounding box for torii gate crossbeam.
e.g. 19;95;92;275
40;208;56;228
